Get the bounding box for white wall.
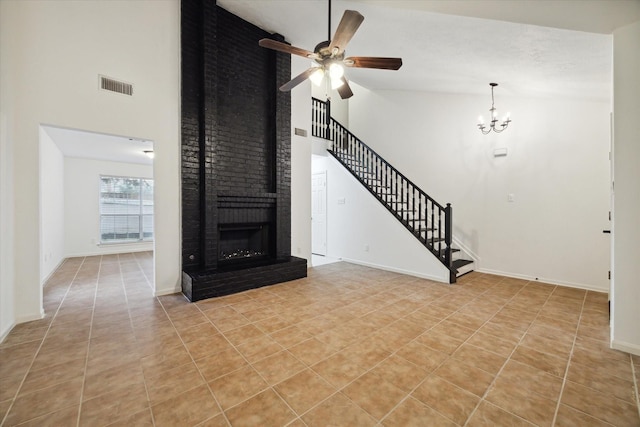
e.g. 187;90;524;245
295;74;351;265
0;0;181;331
330;95;349;128
322;154;450;281
290;57;313;263
64;158;153;258
39;128;65;283
0;59;15;340
612;20;640;355
348;84;611;291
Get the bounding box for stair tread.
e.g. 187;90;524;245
437;248;460;256
329;136;458;282
452;259;473;269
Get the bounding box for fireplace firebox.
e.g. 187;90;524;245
218;223;272;266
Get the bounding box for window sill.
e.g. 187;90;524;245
98;241;154;247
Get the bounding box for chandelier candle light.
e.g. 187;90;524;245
478;83;511;134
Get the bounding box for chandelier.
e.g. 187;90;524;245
478;83;511;134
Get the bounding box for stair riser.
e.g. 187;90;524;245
326;139;457;282
456;262;475;277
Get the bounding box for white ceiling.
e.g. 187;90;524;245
350;0;640;34
43;1;639;161
43;125;153;165
217;0;640;100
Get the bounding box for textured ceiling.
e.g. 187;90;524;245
216;0;632;100
350;0;640;34
44;1;637;160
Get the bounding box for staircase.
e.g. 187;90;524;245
311;97;474;283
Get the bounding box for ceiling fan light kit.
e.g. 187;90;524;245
329;63;345;80
309;67;325;86
478;83;511;134
258;0;402;99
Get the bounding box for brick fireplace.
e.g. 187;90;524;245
180;0;307;301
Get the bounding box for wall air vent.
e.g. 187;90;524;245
99;75;133;96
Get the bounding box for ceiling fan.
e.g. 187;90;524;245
258;0;403;99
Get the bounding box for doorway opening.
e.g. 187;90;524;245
310;154;339;267
38;125;156;301
312;171;327;256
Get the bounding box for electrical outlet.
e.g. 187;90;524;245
364;244;369;252
507;193;515;202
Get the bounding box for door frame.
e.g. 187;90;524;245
311;170;327;256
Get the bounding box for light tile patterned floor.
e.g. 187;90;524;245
1;252;639;426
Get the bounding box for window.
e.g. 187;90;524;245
99;176;153;243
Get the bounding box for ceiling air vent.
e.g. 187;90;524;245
99;75;133;96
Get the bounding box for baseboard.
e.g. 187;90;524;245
475;268;608;293
0;321;16;344
340;257;449;284
154;285;182;297
65;243;153;258
15;309;45;324
2;310;46;343
42;257;66;288
611;339;640;356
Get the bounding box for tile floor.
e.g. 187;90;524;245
1;252;639;426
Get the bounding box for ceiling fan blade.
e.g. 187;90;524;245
337;77;354;99
328;10;364;53
259;38;317;59
344;56;403;70
279;67;317;92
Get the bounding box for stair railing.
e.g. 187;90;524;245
312;98;455;282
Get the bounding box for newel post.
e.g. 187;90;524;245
445;203;455;283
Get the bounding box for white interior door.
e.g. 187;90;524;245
312;171;327;256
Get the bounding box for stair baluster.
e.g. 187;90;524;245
311;97;468;283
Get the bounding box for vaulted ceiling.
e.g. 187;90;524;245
47;1;640;162
218;0;640;100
